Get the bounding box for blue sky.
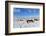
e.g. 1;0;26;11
13;8;40;17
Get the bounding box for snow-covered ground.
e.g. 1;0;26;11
13;16;40;28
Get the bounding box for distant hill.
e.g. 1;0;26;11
14;16;40;21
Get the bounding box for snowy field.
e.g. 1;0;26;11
13;17;40;28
